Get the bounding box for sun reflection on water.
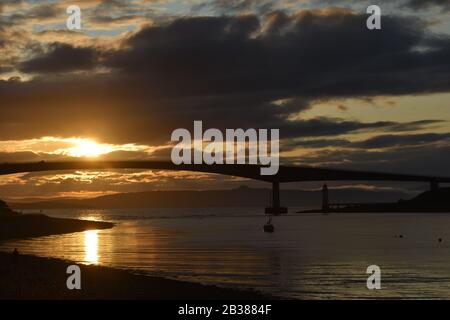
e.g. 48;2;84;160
84;230;99;264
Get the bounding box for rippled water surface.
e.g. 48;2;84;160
2;208;450;299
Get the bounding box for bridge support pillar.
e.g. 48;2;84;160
430;180;440;192
265;181;288;215
322;184;329;213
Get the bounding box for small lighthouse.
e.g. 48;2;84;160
322;184;329;213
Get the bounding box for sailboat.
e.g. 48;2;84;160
263;217;274;233
263;190;275;232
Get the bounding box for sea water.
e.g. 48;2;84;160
2;208;450;299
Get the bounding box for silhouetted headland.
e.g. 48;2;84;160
0;199;113;241
299;187;450;213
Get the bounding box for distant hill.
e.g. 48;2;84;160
0;199;16;216
9;186;411;210
406;187;450;211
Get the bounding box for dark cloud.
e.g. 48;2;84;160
352;132;450;149
284;131;450;151
281;138;351;151
192;0;275;15
19;43;99;74
0;9;449;147
102;10;450;103
87;0;155;25
0;151;42;163
0;0;23;13
89;14;140;24
0;66;13;74
406;0;450;11
28;4;61;20
294;143;450;177
281;129;450;152
0;151;73;163
278;118;444;140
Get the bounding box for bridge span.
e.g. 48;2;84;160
1;161;449;214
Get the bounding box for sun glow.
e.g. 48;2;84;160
64;138;114;158
0;136;163;160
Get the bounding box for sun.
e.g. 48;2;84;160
66;139;113;158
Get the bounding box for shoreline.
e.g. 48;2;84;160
0;251;271;300
0;213;272;300
0;214;114;241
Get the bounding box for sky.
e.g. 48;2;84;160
0;0;449;200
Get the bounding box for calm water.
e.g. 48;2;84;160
2;208;450;299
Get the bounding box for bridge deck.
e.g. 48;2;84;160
0;161;449;183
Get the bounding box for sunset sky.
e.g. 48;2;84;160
0;0;449;200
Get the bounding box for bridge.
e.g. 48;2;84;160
1;160;450;214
